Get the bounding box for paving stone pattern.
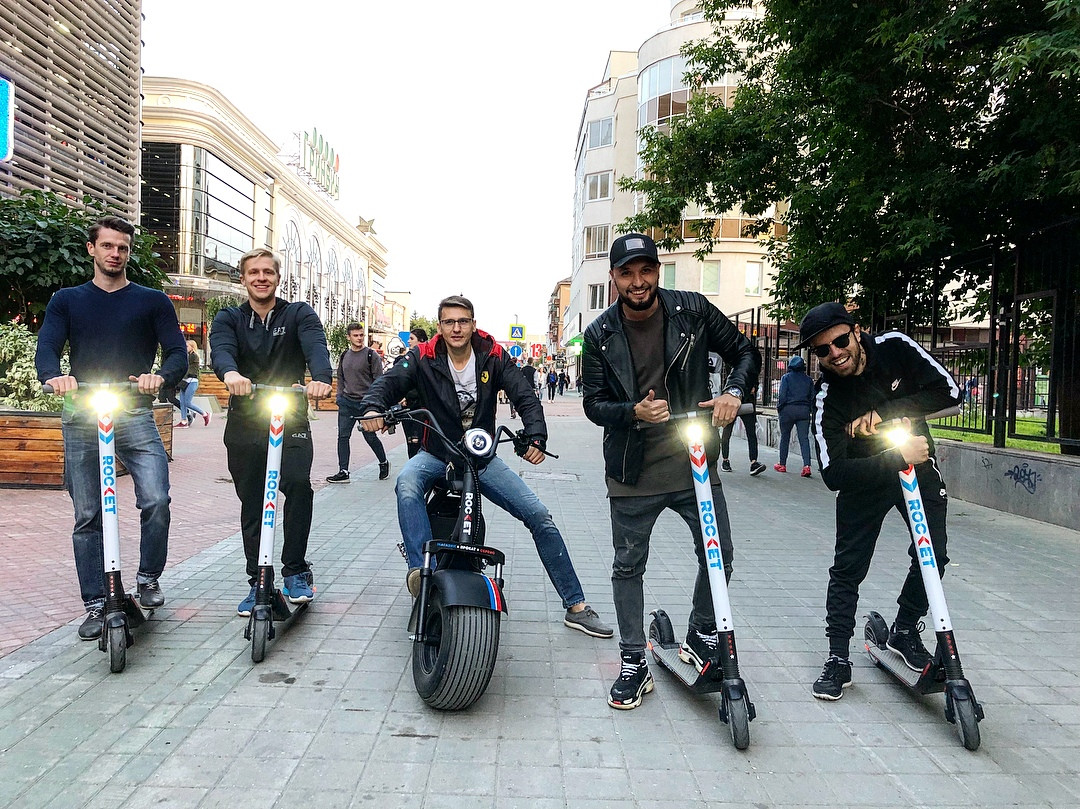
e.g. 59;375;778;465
0;397;1078;808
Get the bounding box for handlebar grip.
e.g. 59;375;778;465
667;402;756;422
42;381;141;395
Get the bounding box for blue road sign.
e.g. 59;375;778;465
399;331;411;345
509;325;525;340
508;344;524;359
0;77;13;162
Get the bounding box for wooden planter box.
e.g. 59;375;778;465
198;371;340;411
0;404;174;490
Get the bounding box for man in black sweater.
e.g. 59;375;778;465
210;248;332;617
36;216;186;640
326;322;389;483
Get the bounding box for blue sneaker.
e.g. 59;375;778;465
283;572;315;604
237;585;256;617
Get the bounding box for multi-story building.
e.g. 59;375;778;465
140;77;392;350
564;1;777;375
546;277;571;359
0;1;142;219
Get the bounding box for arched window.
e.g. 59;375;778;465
326;248;340;324
280;220;302;301
307;236;322;309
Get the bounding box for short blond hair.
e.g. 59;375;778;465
239;247;281;276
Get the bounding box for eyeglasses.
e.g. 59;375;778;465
810;328;855;358
440;318;473;329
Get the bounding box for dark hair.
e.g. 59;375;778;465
88;216;136;244
346;322;363;334
437;295;474;320
410;327;428;342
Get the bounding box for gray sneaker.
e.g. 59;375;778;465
564;605;613;638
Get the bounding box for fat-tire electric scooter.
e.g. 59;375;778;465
375;405;556;710
45;382;152;673
245;384;312;663
862;406;985;751
645;404;757;749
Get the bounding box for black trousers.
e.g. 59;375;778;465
826;459;949;657
225;425;314;584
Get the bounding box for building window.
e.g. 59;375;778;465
587;118;614;149
584;224;610;259
589;283;607;310
585;171;612;201
700;260;720;295
661;262;676;289
745;261;763;296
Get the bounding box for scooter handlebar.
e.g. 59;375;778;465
496;425;559;460
636;402;755;429
250;383;307;393
42;381;141;395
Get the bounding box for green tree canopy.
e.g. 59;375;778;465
410;312;439;341
622;0;1080;322
0;190;165;330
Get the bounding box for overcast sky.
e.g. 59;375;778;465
141;0;673;338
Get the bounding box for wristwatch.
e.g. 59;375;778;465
722;386;743;400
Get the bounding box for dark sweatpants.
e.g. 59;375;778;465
826;459;949;658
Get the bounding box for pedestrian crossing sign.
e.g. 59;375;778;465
509;324;525;340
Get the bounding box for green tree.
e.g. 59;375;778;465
622;0;1080;321
325;322;350;359
0;319;65;411
0;190;165;329
410;311;439;341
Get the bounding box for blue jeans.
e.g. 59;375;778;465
62;407;171;609
779;416;811;467
178;378;206;423
395;450;585;609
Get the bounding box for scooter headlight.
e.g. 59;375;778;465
686;423;704;443
885;425;910;447
268;394;289;415
89;390;120;414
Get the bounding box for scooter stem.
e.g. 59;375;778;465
258;405;287;566
898;465;953;633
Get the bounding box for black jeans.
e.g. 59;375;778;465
609;486;734;653
826;460;949;657
225;425;314;584
720;414;758;462
336;397;386;469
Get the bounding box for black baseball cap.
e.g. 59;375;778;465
794;302;856;350
610;233;659;269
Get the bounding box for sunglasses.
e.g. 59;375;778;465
811;328;855;358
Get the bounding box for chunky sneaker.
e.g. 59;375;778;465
379;461;391;480
721;459;733;472
678;627;719;673
801;466;812;477
237;585;257;617
608;651;654;710
174;421;188;428
564;606;614;638
812;655;853;700
406;568;421;598
283;572;315;604
326;470;350;483
773;463;787;473
78;606;104;640
749;461;767;476
203;412;212;427
887;622;932;671
137;578;165;609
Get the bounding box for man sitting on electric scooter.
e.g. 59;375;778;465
358;295;612;639
582;233;760;709
796;302;963;700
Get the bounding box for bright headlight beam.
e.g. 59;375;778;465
885;426;910;447
686;423;704;442
268;394;289;414
89;390;120;413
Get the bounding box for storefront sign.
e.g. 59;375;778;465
301;126;340;199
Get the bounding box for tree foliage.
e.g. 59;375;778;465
0;190;166;330
0;319;66;411
621;0;1080;322
410;312;439;341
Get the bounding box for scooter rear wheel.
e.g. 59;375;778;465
107;624;127;673
724;693;751;750
413;589;500;710
251;617;269;663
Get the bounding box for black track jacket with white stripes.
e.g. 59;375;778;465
812;331;962;493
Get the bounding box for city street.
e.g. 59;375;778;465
0;395;1078;808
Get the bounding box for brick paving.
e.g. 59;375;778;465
0;392;1078;808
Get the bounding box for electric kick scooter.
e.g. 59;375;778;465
645;404;757;749
245;384;312;663
45;382;152;673
862;406;985;750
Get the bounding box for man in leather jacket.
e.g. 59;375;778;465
583;233;760;709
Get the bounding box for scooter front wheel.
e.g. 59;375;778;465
251;616;269;663
723;693;751;750
952;695;981;751
413;589;501;710
107;624;127;673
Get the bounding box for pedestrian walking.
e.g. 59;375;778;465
774;355;813;476
327;322;390;483
175;340;210;428
720;384;766;476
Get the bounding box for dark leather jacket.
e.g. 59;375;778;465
582;288;761;485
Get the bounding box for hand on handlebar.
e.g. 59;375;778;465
634;389;669;424
522;445;546;465
847;409;881;438
44;375;78;395
128;373;164;395
223;371;253;396
305;380;333;401
699;393;742;427
889;418;931;465
359;410;386;433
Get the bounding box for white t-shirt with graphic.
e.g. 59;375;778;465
449;356;477;432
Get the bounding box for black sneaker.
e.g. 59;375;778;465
812;655;852;700
137;578;165;609
721;460;733;472
749;461;767;476
78;607;104;641
379;461;391;480
678;628;718;673
326;470;350;483
608;651;654;710
887;622;932;672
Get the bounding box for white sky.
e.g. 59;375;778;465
141;0;673;338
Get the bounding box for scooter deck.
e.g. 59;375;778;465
649;640;725;694
865;642;942;693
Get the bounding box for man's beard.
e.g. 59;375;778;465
620;286;657;311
